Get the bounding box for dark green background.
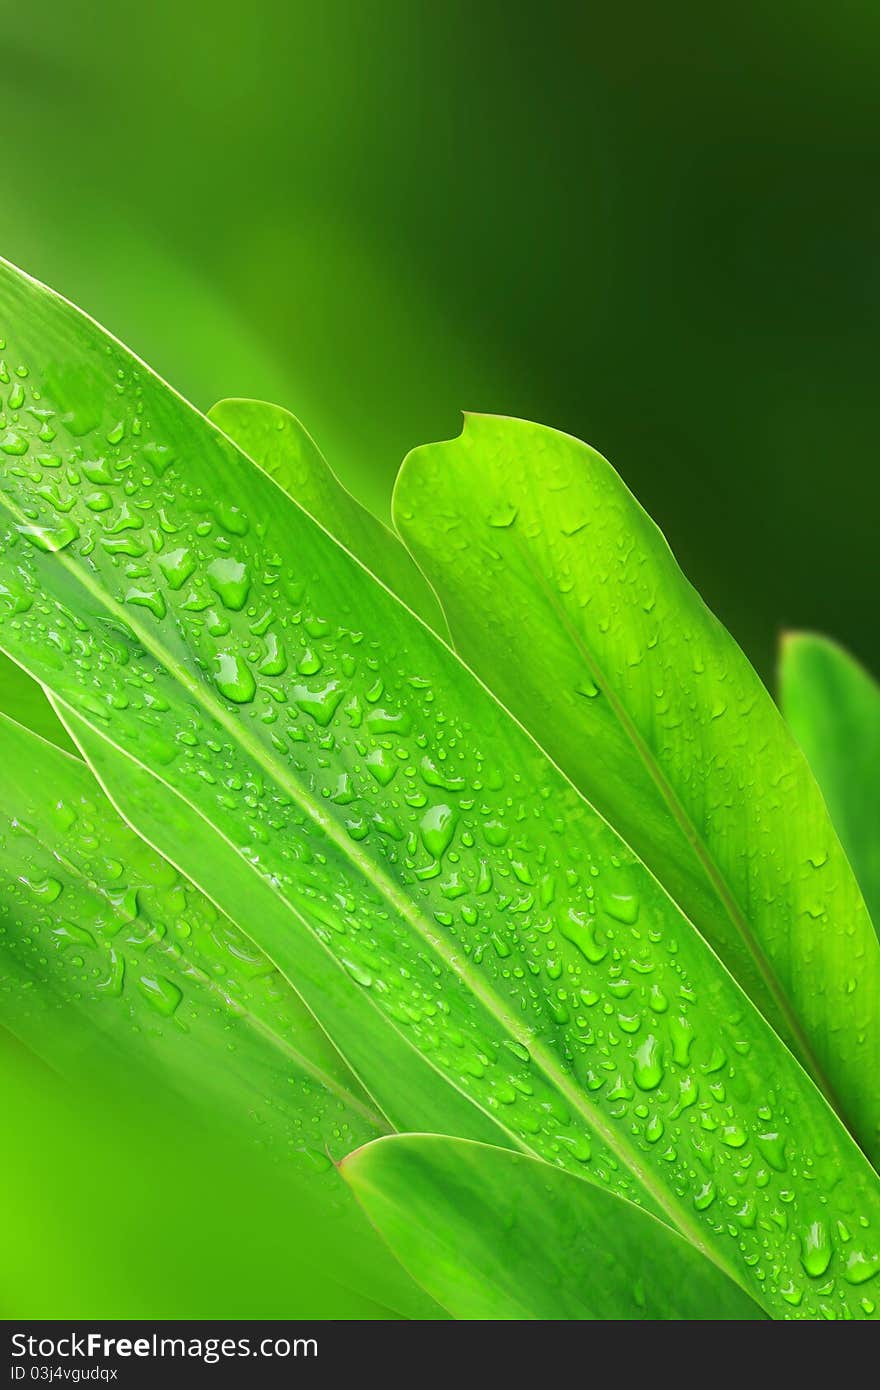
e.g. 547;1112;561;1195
2;0;878;1317
5;2;879;678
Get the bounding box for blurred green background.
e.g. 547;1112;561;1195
2;0;879;1317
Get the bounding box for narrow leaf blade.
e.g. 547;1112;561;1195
343;1135;765;1320
394;414;880;1155
0;649;77;752
0;709;378;1153
0;708;443;1320
53;693;508;1148
780;634;880;939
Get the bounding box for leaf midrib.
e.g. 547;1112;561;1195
0;487;745;1293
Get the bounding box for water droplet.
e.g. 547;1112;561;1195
158;546;196;590
137;973;183;1016
329;772;355;805
843;1250;879;1286
575;677;601;699
207;556;251;611
297;646;323;676
601;891;640;924
560;909;607;963
694;1180;717;1210
669;1013;695;1066
108;502;143;534
1;430;29;455
214;651;256;703
483;817;510;847
18;519;80;552
487;505;518;528
801;1221;833;1278
649;984;668;1013
52;921;96;950
293;680;345;726
96;947;125;996
633;1034;664;1090
125;586;166;620
366;748;397;786
720;1124;747;1148
419;755;465;792
142;442;175;475
365;706;411;735
645;1112;664;1143
259;631;287;676
420;804;457;859
341;957;372;987
82;457;113;484
213;500;249;536
756;1131;787;1172
21;875;63;902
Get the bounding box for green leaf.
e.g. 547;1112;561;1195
0;709;379;1155
780;634;880;940
208;398;447;635
1;259;880;1318
0;707;443;1320
0;649;77;752
343;1135;765;1320
394;413;880;1157
53;693;504;1148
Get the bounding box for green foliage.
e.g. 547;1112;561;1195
0;709;437;1318
208;398;446;634
0;710;376;1146
0;650;75;751
781;634;880;940
0;260;878;1320
394;415;880;1157
342;1135;765;1320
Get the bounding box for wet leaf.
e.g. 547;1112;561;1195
1;262;879;1318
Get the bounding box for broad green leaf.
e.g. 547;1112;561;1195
0;649;76;752
343;1136;765;1320
781;634;880;940
394;414;880;1156
0;709;440;1319
1;261;880;1317
208;398;446;635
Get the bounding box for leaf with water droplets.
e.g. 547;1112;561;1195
0;710;380;1145
2;260;880;1318
0;710;442;1317
57;696;501;1149
394;413;880;1161
208;398;447;635
342;1135;765;1320
780;634;880;940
